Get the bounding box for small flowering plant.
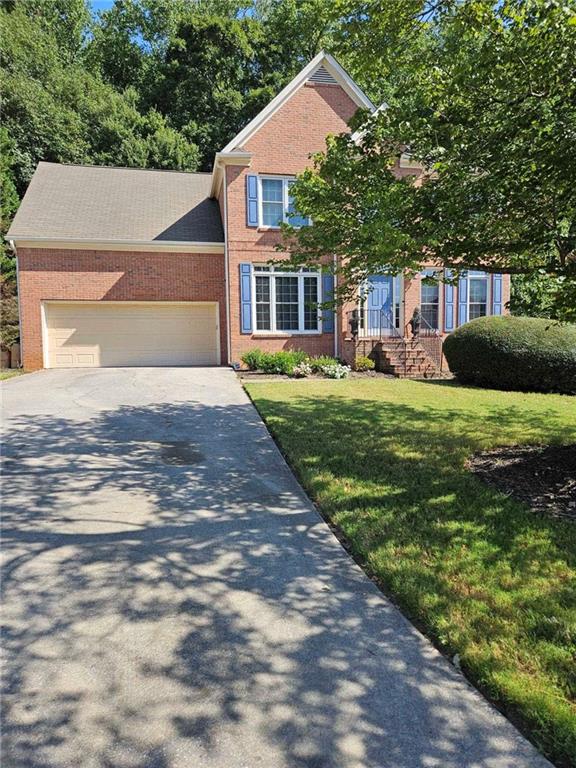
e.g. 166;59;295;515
291;362;313;378
320;363;351;379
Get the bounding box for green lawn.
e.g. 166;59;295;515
246;379;576;767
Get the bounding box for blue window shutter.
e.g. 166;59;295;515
458;273;468;326
322;272;335;333
240;263;252;333
246;175;259;227
444;269;454;331
492;273;503;315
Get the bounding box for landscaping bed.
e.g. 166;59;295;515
246;378;576;767
239;348;374;379
468;443;576;522
238;368;394;382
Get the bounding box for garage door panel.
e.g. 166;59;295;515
45;303;219;368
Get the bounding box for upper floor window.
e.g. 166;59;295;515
259;177;309;229
468;272;488;320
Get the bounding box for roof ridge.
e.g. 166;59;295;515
38;161;212;176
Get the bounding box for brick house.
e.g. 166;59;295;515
7;52;509;374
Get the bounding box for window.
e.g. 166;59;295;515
468;272;488;320
421;270;440;329
259;177;309;228
261;179;284;227
253;266;320;333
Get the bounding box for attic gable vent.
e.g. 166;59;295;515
308;65;338;85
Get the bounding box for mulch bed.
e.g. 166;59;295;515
467;444;576;522
237;369;396;381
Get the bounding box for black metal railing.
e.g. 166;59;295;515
347;307;401;340
347;307;443;375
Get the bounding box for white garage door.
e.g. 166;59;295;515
44;302;220;368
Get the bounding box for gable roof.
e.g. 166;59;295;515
7;162;224;245
220;52;375;155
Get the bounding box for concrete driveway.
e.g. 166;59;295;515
1;368;551;768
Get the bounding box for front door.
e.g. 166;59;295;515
365;275;393;336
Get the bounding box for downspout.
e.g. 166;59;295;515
219;162;231;365
333;254;338;359
9;239;23;367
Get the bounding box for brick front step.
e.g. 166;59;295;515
350;337;443;379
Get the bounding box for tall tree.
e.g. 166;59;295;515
283;0;576;321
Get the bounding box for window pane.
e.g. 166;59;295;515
255;276;271;330
275;276;298;303
421;282;439;304
287;183;308;227
261;179;283;202
421;306;439;328
262;202;283;227
469;303;486;320
304;276;318;330
469;278;487;303
275;276;299;330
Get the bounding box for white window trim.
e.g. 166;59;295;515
467;271;491;322
251;266;322;335
420;269;442;330
257;176;309;230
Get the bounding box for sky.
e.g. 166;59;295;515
89;0;115;13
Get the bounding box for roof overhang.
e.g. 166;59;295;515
210;151;253;198
9;237;225;254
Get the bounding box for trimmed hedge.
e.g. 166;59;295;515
443;316;576;394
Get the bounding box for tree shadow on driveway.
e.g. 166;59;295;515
1;395;552;768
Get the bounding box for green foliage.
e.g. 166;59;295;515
284;0;576;320
354;355;375;372
0;279;19;350
443;316;576;394
510;273;572;320
241;348;264;370
307;355;339;373
247;378;576;765
256;350;309;375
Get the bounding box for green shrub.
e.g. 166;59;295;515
241;348;264;370
257;350;309;376
443;316;576;394
308;355;339;373
354;355;375;372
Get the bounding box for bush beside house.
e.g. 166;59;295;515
444;316;576;394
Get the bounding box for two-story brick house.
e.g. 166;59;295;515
7;52;509;372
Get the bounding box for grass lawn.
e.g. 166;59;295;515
0;369;26;381
246;379;576;767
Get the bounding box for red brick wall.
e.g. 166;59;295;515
226;82;359;364
17;247;227;370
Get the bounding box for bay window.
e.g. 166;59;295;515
259;176;309;228
253;266;320;333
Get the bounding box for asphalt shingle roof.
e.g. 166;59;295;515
7;162;224;243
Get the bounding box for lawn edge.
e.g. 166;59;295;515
243;380;567;768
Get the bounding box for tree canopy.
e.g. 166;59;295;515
283;0;576;321
1;0;572;320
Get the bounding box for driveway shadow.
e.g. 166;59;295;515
1;384;552;768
